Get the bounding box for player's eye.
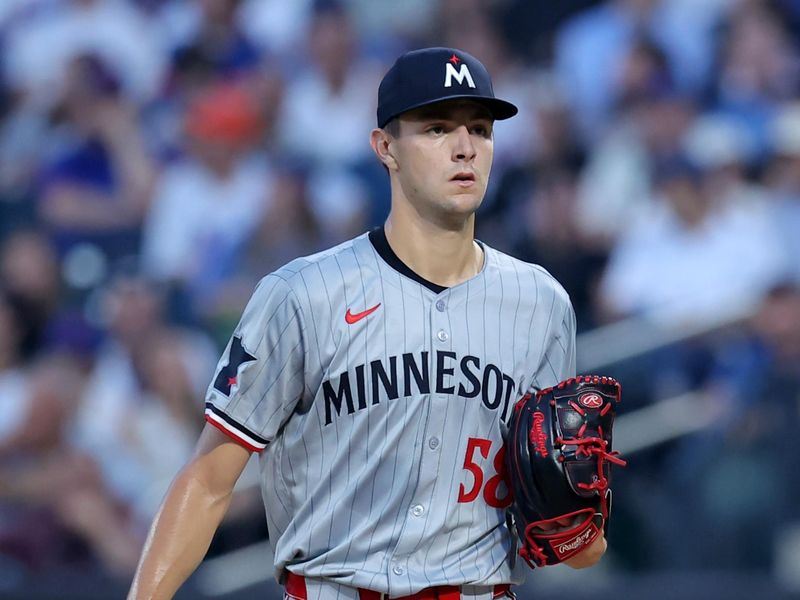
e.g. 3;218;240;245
426;124;446;135
471;123;492;138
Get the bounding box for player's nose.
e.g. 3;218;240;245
451;124;476;162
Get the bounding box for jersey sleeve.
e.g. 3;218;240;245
204;274;306;452
537;291;577;390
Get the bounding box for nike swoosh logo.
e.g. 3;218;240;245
345;303;381;324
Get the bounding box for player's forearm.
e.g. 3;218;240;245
127;466;235;599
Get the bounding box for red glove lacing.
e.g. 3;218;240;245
555;434;626;519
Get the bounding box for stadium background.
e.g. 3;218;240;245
1;0;800;598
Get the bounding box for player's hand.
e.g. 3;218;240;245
562;534;606;569
533;517;607;569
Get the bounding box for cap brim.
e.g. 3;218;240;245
380;95;518;128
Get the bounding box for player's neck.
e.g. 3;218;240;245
384;212;484;288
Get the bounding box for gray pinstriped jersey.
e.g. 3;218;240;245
204;230;576;599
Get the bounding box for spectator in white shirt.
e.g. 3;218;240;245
599;152;787;328
141;81;271;312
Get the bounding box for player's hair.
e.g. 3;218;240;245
383;118;400;137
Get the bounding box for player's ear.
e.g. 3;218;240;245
370;128;398;172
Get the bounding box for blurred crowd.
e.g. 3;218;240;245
1;0;800;591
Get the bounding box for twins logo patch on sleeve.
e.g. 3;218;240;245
213;335;256;396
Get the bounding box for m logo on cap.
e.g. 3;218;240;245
444;58;475;89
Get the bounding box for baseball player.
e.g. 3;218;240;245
128;47;605;600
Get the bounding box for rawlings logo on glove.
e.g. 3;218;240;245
505;375;626;568
530;412;549;457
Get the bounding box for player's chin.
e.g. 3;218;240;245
442;188;485;213
438;199;482;222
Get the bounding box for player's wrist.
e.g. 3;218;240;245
563;535;606;569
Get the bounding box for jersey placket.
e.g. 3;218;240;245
386;291;452;592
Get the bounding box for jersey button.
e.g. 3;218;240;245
435;299;446;312
392;565;405;576
436;330;449;342
411;504;425;517
428;437;440;450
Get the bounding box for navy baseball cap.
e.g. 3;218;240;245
377;47;518;128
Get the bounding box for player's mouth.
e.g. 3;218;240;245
450;172;476;187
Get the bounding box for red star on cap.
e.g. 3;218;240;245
228;376;238;386
449;54;461;65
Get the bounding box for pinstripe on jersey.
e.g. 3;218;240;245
205;230;576;599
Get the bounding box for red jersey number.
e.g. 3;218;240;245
457;437;512;508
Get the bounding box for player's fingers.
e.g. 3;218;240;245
534;516;576;531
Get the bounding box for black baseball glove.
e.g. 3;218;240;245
505;375;626;567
